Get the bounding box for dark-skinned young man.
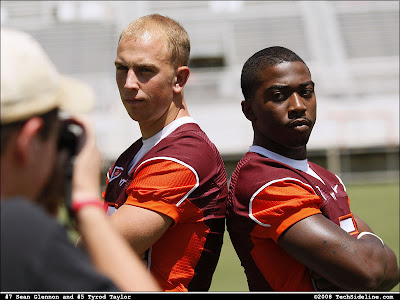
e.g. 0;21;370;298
227;46;399;291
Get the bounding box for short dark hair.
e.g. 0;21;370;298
1;108;59;154
241;46;307;101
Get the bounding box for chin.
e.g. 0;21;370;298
125;110;142;122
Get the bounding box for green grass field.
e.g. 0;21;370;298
209;181;400;292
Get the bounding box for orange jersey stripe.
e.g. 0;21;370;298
250;178;322;242
125;158;198;223
249;178;322;291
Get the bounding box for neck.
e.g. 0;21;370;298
139;99;190;139
1;159;33;201
253;136;307;160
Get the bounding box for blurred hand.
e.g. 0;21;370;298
69;116;102;203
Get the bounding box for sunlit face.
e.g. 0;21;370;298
244;61;317;158
115;33;178;128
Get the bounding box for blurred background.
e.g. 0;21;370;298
2;0;398;292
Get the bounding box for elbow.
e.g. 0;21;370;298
374;250;400;291
341;263;385;291
352;254;388;291
343;249;387;291
358;264;386;291
349;238;390;291
329;260;386;291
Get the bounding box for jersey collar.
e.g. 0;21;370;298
248;145;309;172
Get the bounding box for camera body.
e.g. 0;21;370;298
57;122;81;158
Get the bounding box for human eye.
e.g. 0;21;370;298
138;65;155;74
264;85;289;102
115;63;128;71
299;82;315;98
270;90;287;102
300;87;314;98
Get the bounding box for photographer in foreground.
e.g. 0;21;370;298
0;28;160;292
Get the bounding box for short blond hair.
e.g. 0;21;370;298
119;14;190;68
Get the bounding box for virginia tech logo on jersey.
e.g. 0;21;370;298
315;185;338;201
119;178;128;186
109;166;124;182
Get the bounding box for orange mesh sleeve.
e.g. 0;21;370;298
125;158;199;223
250;178;322;242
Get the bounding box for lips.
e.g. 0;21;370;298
287;118;312;129
123;98;145;105
124;96;144;101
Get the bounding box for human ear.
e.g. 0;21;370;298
241;100;256;121
14;117;44;165
172;66;190;93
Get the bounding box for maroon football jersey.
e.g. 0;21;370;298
103;122;228;291
227;148;359;291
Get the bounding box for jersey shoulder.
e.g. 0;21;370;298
230;152;308;199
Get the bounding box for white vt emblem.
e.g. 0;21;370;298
110;166;124;182
316;185;337;201
329;184;339;200
119;178;128;186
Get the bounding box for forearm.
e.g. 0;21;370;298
279;214;389;291
314;232;387;290
77;206;160;292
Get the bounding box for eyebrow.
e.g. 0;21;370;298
300;81;315;88
266;81;315;91
114;60;158;70
267;80;315;90
266;85;288;91
114;60;126;67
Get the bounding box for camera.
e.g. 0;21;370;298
57;122;82;158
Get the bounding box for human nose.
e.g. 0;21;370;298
288;92;307;112
124;69;139;90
